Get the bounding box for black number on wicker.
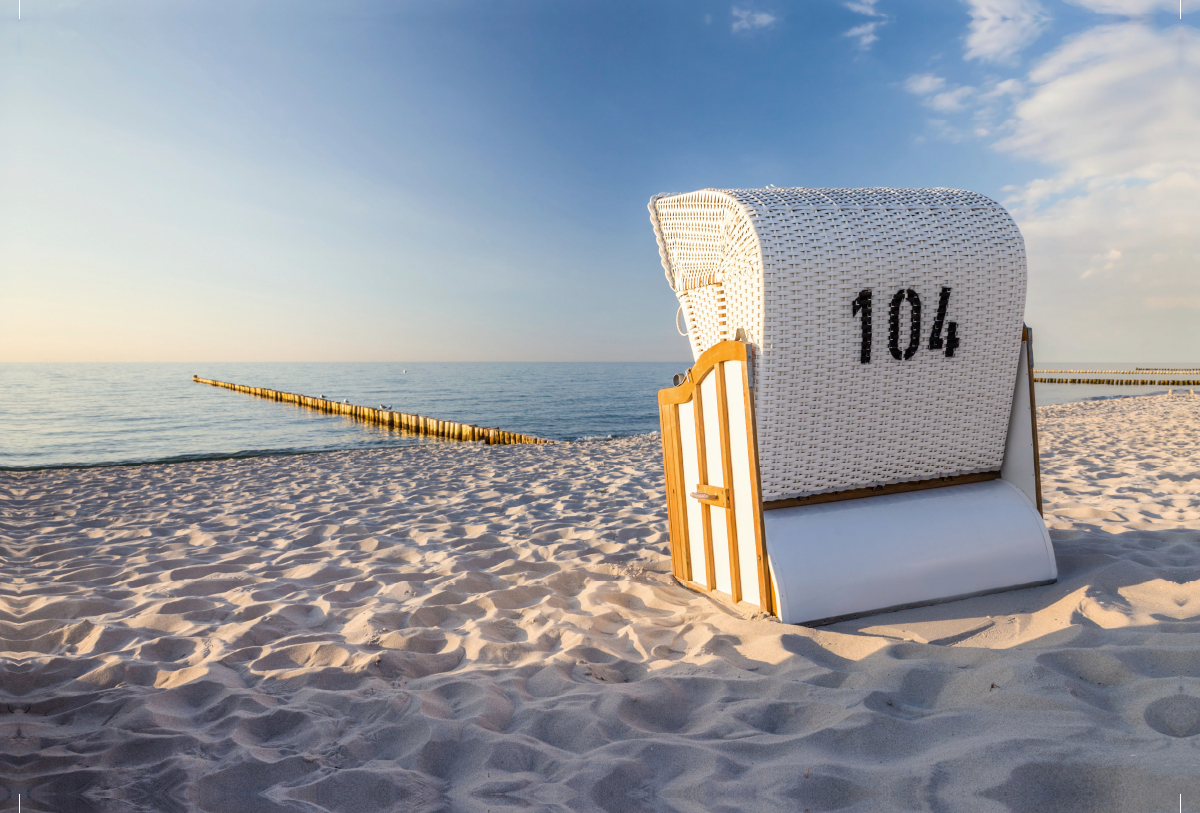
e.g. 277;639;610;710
888;288;921;361
945;321;960;357
929;287;951;351
852;289;872;364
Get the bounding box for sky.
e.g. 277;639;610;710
1;0;1195;362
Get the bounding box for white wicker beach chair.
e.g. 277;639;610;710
651;187;1055;624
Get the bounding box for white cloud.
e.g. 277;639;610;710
905;74;977;110
902;18;1196;359
929;86;977;110
981;77;1025;98
963;0;1051;62
1145;295;1200;309
905;73;947;94
1065;0;1177;13
998;23;1200;359
845;0;884;14
845;21;884;48
999;24;1193;184
732;7;777;32
1080;247;1121;278
899;14;1196;358
844;0;888;49
928;118;969;141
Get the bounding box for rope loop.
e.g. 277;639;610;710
676;306;689;337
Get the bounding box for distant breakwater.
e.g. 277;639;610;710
1033;374;1200;386
192;376;551;445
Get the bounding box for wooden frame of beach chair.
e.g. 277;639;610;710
651;187;1057;625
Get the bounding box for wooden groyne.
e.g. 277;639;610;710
1035;369;1200;375
1034;376;1200;386
192;376;551;445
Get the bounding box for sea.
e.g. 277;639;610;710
0;362;1188;470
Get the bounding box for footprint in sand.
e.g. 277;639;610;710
1144;694;1200;738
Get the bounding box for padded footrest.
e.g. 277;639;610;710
765;479;1056;625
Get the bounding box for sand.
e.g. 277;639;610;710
4;393;1200;812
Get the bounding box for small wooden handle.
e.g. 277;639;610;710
690;484;730;508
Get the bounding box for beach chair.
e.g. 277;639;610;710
650;187;1055;625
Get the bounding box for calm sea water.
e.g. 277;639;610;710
0;362;689;470
1;362;1187;470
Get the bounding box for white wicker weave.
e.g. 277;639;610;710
650;187;1027;503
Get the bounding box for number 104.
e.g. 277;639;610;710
851;287;959;364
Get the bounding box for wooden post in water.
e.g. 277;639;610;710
191;375;552;445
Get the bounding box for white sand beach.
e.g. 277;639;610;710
5;394;1200;812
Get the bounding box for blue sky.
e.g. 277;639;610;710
2;0;1194;361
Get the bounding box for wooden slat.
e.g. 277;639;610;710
715;362;741;604
1024;328;1044;516
659;404;692;582
692;380;717;592
737;346;772;614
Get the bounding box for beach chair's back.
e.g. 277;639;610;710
650;187;1027;504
